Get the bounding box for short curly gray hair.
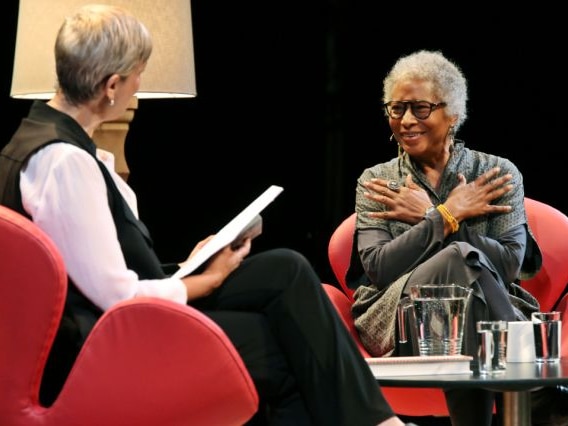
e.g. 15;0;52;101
382;50;468;131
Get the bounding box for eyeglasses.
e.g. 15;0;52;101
383;100;447;120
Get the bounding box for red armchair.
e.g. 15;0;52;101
0;205;258;426
323;197;568;417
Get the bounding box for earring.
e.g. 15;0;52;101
390;134;404;157
109;98;115;107
448;126;455;145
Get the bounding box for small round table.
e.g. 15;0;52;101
376;360;568;426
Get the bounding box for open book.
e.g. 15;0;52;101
172;185;284;279
366;355;473;377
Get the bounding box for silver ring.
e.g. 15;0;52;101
387;180;400;192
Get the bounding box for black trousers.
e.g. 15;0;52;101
192;248;394;426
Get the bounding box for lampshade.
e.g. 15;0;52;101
11;0;196;99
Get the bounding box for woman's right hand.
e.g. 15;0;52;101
363;174;433;224
181;238;251;301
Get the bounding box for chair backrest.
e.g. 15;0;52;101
328;212;357;300
329;198;568;311
0;204;67;409
521;197;568;311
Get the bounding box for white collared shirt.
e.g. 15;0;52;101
20;142;187;311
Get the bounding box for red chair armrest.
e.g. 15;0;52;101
52;298;258;426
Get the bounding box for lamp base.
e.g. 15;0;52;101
92;96;138;181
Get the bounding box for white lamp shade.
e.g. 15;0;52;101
11;0;196;99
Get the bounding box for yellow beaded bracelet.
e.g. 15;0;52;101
436;204;460;233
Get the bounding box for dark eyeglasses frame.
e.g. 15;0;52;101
383;100;447;120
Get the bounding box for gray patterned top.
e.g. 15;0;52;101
353;140;540;281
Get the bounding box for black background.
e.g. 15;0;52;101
1;2;564;284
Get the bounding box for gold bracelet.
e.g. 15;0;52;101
436;204;460;233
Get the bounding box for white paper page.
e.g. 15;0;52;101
172;185;284;279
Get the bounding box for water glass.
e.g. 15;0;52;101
410;284;472;356
532;311;562;363
476;320;507;374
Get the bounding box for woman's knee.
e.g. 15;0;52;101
259;248;315;274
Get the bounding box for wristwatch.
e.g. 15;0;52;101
423;205;436;219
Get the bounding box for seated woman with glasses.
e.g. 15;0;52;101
345;50;543;426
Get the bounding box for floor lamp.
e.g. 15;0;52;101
10;0;197;181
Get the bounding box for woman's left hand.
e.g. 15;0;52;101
444;166;513;222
